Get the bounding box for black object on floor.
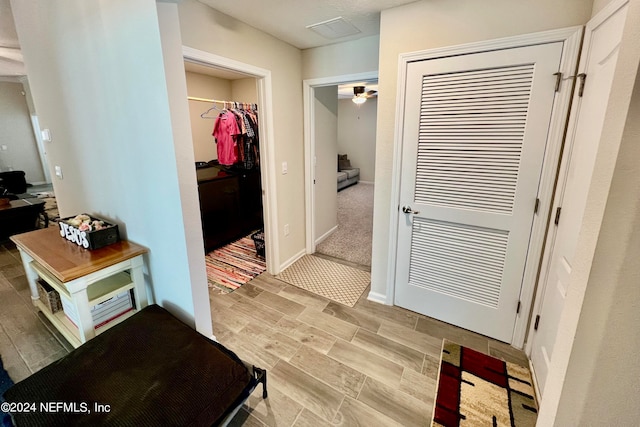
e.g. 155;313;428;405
3;304;267;426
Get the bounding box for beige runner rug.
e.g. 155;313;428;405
276;255;370;307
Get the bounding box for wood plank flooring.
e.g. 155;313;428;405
215;271;529;426
0;242;71;383
0;240;529;426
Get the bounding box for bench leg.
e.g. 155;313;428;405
253;366;268;399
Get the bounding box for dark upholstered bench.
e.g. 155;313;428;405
3;305;266;426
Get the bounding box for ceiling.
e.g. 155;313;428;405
198;0;418;50
0;0;417;77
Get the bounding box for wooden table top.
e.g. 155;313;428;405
11;227;148;283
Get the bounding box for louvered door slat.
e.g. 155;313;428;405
414;64;534;214
409;218;507;307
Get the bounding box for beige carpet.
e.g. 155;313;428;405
276;255;370;307
316;183;373;267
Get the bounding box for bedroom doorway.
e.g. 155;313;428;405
314;82;377;270
303;73;378;271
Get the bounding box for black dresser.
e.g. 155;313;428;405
197;165;263;252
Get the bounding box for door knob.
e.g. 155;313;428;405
402;206;420;214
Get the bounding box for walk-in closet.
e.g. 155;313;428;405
184;61;263;253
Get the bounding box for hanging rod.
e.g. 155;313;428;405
187;96;227;103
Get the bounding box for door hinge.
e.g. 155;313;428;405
534;198;540;214
554;207;562;225
577;73;587;97
534;315;541;331
553;72;562;92
516;300;521;314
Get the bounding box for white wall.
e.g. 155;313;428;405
592;0;614;14
370;0;594;301
538;0;640;424
556;62;640;426
313;85;338;242
11;0;202;328
338;98;376;183
302;35;380;80
0;81;45;183
177;0;304;267
185;71;231;162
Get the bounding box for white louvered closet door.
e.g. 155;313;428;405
395;43;563;342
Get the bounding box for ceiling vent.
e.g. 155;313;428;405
306;17;361;39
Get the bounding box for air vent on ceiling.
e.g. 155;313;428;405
306;17;361;39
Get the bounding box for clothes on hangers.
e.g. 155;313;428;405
212;110;239;165
210;103;259;168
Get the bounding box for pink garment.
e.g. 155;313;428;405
212;112;240;165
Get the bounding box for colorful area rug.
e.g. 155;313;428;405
276;255;370;307
432;341;538;427
34;192;59;224
205;235;266;294
1;356;15;427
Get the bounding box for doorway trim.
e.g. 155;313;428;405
303;71;378;254
182;46;279;273
386;26;582;347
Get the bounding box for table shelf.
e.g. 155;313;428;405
11;227;148;348
31;261;135;306
35;299;139;348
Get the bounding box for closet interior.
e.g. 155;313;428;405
184;61;263;252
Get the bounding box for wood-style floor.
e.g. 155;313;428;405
0;241;529;426
213;270;529;426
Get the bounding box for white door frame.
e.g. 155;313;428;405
386;26;583;347
182;46;280;273
303;71;378;254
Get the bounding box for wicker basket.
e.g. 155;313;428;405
37;279;62;313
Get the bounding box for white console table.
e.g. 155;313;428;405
11;227;149;348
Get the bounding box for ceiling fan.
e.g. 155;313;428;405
352;85;377;104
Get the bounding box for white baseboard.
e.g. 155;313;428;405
278;249;306;273
358;181;374;185
529;358;541;402
29;181;48;186
315;225;337;246
367;290;389;305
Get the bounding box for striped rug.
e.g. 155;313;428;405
205;235;266;294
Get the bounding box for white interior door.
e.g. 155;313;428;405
529;0;629;394
394;43;564;343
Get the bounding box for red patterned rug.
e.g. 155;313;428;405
205;235;266;294
432;341;538;427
